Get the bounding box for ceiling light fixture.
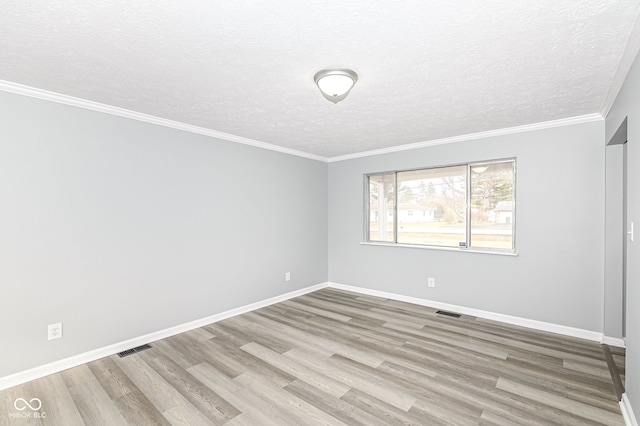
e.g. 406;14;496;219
471;165;489;173
314;69;358;104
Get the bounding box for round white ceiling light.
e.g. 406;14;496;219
314;69;358;104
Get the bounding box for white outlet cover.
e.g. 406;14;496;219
48;322;62;340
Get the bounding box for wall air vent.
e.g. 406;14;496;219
117;344;152;358
436;310;461;318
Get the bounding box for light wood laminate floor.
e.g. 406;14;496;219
0;288;624;425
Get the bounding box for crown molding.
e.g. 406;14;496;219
601;15;640;117
328;113;603;162
0;80;605;164
0;80;329;163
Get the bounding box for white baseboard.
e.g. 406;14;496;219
602;335;627;348
0;280;616;392
0;282;328;391
327;282;604;342
621;393;639;426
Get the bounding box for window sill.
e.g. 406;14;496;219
360;241;519;256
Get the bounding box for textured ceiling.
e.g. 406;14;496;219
1;1;639;159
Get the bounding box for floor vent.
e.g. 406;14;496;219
117;344;152;358
436;310;461;318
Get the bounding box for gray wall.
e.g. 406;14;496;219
328;121;605;332
0;91;328;377
604;143;625;339
607;46;640;420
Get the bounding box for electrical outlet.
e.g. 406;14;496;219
428;277;436;288
285;272;291;282
48;322;62;340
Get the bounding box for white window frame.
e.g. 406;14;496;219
363;159;517;255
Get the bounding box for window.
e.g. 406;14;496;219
365;159;515;252
367;173;395;242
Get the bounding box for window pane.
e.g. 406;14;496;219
368;174;395;242
397;166;467;247
470;161;515;249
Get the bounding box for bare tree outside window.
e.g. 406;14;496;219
397;165;466;247
470;162;515;249
368;173;395;242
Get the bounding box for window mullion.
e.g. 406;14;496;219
364;175;370;241
394;172;398;243
466;164;471;248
